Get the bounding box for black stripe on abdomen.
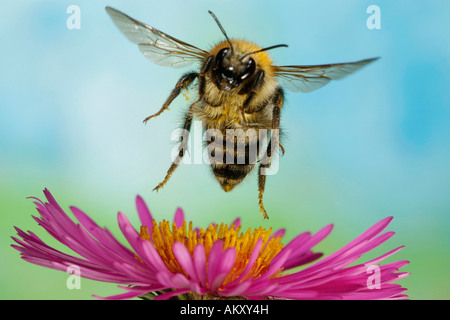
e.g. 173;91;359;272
211;163;255;192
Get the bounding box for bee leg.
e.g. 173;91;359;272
187;55;214;110
143;72;198;124
197;56;214;99
258;154;271;220
153;162;178;192
257;87;285;219
272;87;284;156
153;109;193;191
242;71;265;126
152;58;213;191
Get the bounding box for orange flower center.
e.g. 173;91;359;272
139;219;284;287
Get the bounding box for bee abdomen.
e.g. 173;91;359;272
207;129;264;192
211;163;255;192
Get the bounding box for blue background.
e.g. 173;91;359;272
1;0;449;299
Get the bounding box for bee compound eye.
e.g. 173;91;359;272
241;58;256;80
246;58;255;71
217;47;230;63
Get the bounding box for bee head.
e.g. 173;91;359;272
215;47;256;91
208;10;288;92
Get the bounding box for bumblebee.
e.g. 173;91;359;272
106;7;378;219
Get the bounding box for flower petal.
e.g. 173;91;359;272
193;244;207;289
210;248;236;292
174;208;184;228
225;238;263;287
173;241;198;282
136;196;153;232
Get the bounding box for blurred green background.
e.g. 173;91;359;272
1;0;449;299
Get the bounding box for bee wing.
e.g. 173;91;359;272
106;6;208;68
274;57;379;93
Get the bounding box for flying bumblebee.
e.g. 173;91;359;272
106;7;378;219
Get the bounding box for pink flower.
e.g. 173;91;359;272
12;189;409;300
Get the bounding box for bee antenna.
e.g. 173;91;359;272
208;10;235;56
241;44;289;60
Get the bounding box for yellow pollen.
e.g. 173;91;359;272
139;219;284;288
183;88;190;101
